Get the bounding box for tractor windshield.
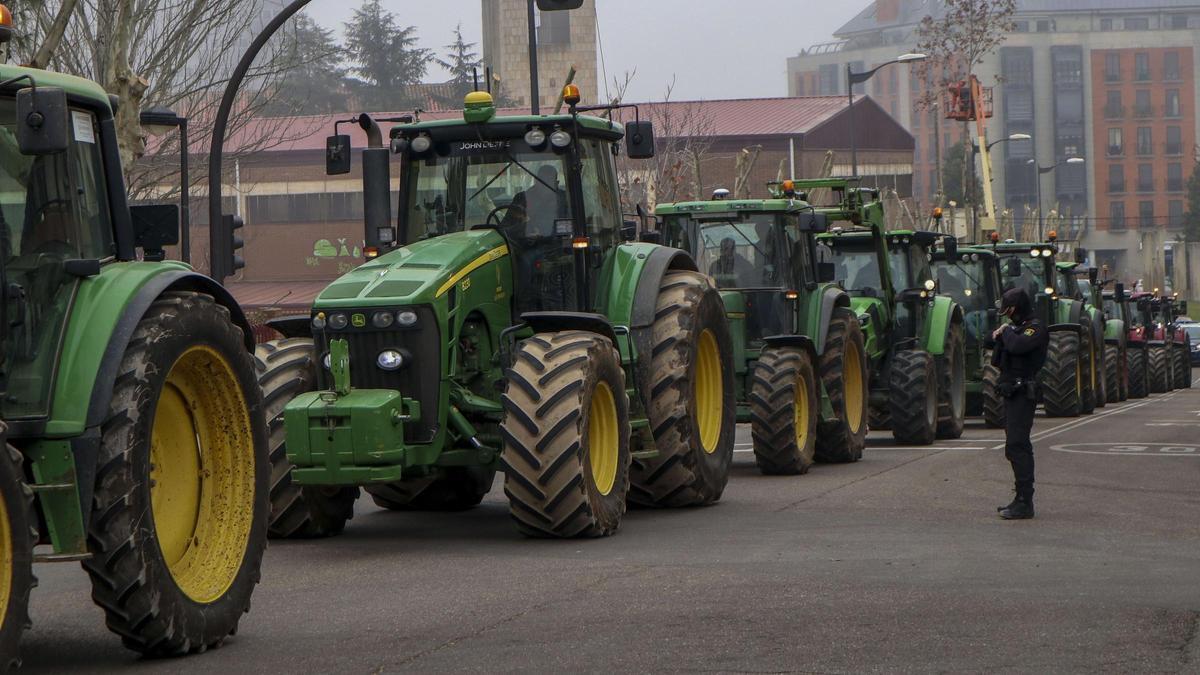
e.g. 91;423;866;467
663;213;798;290
997;252;1052;299
1057;270;1082;299
1;98;115;418
820;239;911;295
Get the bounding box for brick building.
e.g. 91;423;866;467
786;1;1200;289
481;0;598;111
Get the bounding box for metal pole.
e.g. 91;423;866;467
208;0;313;283
847;64;858;177
1036;167;1044;241
527;0;539;114
179;118;190;265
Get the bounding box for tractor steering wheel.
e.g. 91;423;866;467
487;203;525;227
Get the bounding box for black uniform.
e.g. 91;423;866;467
990;288;1049;515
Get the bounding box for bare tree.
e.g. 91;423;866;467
619;77;717;208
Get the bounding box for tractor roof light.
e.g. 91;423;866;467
572;237;590;249
1043;249;1053;257
1047;230;1058;242
924;279;937;291
712;188;731;200
781;179;796;197
932;207;943;220
410;134;433;154
785;290;800;300
0;4;13;44
525;128;547;147
1045;287;1056;295
1030;249;1041;258
550;129;572;148
463;90;496;123
562;84;582;106
990;231;1000;243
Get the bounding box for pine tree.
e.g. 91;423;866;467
344;0;432;110
434;23;483;107
266;16;349;116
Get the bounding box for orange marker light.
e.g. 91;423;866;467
363;246;380;259
562;84;581;106
1047;230;1058;241
572;237;590;249
782;179;795;196
990;231;1000;243
0;4;11;28
785;290;800;300
932;207;943;219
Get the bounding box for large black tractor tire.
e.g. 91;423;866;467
868;405;891;431
1149;345;1171;394
0;436;35;670
629;271;734;507
815;308;869;462
501;332;631;537
257;338;359;539
83;291;268;656
1041;331;1082;417
1079;320;1098;415
1128;347;1149;399
936;322;967;439
888;350;939;445
1104;345;1121;404
365;467;494;511
981;352;1005;429
749;347;819;475
1174;344;1192;389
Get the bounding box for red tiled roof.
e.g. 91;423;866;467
221;95;855;154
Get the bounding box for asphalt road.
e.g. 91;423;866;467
20;377;1200;673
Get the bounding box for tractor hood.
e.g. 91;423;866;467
312;229;511;309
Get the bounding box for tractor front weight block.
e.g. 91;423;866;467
283;389;420;486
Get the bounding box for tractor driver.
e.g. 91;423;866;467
502;165;570;311
709;237;755;288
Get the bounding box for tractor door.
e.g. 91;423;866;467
0;100;115;420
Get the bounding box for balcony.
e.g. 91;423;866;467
1134;69;1151;82
1106;144;1124;157
1136;143;1153;156
1166;142;1184;155
1104;70;1121;83
1133;104;1155;119
1104;104;1124;119
1137;180;1155;193
1108;180;1126;193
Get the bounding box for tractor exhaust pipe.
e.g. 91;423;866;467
358;114;393;255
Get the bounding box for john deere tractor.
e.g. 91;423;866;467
1079;267;1130;404
1101;282;1136;400
932;244;1006;428
0;58;267;661
989;240;1095;417
654;179;869;473
814;183;966;445
260;89;735;539
1056;258;1109;409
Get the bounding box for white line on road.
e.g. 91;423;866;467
990;398;1156;450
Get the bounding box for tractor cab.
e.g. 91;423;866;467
989;241;1060;324
933;246;1002;347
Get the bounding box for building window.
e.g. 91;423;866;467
1134;53;1151;80
1104;53;1121;82
536;8;571;45
1165;89;1181;117
1125;17;1150;31
1170;15;1189;29
1108;128;1124;155
1036;19;1054;32
1100;18;1113;31
1168;163;1184;191
912;105;922;129
1169;200;1185;228
1134;90;1152;117
1164;51;1181;80
1013;21;1029;32
819;64;840;95
1108;164;1125;193
914;144;921;163
1006;90;1034;121
1136;127;1153;155
1104;90;1122;118
1138;164;1154;192
1139;200;1155;227
1166;126;1183;155
1110;201;1125;229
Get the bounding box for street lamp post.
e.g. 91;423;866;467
1028;156;1085;240
140;105;190;264
847;53;926;177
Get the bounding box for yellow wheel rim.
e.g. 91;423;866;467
0;487;10;623
150;346;256;604
794;373;811;450
694;329;723;454
588;381;619;496
843;340;866;433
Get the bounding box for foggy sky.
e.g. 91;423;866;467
304;0;862;102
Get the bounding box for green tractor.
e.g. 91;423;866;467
653;180;869;473
1062;255;1128;405
813;182;966;445
989;240;1096;417
261;89;735;539
1101;281;1136;400
1055;258;1110;408
0;64;268;660
932;244;1006;428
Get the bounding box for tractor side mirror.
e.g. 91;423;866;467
942;235;958;261
1088;267;1099;285
817;262;836;283
625;120;655;159
16;87;70;155
1005;257;1022;277
1074;247;1088;264
621;220;637;242
1115;282;1126;300
799;212;828;231
326;134;352;175
130;204;180;262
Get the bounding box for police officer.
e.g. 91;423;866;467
989;287;1049;519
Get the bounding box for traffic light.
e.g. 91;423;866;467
210;212;245;284
536;0;584;9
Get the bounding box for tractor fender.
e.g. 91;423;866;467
1049;323;1083;334
520;311;618;345
267;315;315;339
921;296;964;357
762;334;819;365
814;286;851;354
1103;319;1126;346
1064;299;1084;327
85;270;254;430
1146;339;1167;347
629;247;699;329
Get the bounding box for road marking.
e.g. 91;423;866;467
1051;442;1200;457
1146;422;1200;427
868;446;985;451
990;398;1156;450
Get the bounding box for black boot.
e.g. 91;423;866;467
997;497;1020;513
999;497;1034;520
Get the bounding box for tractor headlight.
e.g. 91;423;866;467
410;134;433;153
1042;249;1053;257
1030;249;1041;258
1045;287;1056;296
396;310;419;327
525;128;546;147
965;288;973;296
322;353;332;369
327;313;349;330
971;253;979;262
550;129;572;148
372;311;395;329
377;350;405;371
312;313;327;330
924;279;936;291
